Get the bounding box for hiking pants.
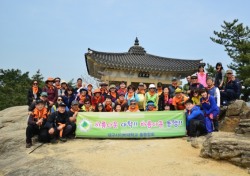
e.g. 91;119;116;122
188;119;207;137
26;125;49;143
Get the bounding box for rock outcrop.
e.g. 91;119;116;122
219;100;250;133
200;132;250;168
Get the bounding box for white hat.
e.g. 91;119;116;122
61;80;67;84
148;84;156;89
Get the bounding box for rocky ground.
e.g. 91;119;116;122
0;106;249;176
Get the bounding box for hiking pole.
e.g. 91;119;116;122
28;143;44;154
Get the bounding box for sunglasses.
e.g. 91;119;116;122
131;103;136;105
85;102;90;104
57;99;62;101
33;83;38;85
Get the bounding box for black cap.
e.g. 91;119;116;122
36;99;45;105
58;102;66;107
157;82;163;87
172;77;177;81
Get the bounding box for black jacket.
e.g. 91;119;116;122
27;87;42;106
45;111;70;129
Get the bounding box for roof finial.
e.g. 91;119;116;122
134;37;139;46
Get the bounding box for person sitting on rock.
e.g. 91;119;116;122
68;100;83;137
220;70;240;106
91;88;105;110
185;99;207;148
46;102;72;143
95;102;106;112
200;88;220;133
126;100;140;112
145;101;157;111
115;93;128;111
81;98;94;112
28;92;49;114
26;99;50;148
51;96;69;113
172;88;189;110
103;95;115;112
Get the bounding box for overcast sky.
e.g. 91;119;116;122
1;0;249;84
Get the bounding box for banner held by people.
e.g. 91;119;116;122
76;111;186;138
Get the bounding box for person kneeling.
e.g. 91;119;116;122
46;102;72;143
185;99;207;148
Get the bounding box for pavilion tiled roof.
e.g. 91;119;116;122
85;38;202;75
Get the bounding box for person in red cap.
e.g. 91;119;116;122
42;77;58;112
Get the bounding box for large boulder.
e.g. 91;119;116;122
219;100;250;133
235;119;250;136
200;132;250;168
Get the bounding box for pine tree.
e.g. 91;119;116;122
0;69;31;110
211;19;250;100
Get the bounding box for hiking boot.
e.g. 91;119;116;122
50;138;58;144
59;137;67;142
191;138;199;148
26;143;32;148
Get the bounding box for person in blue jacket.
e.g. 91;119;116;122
185;99;207;138
200;88;220;133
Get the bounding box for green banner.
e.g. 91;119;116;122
76;111;186;138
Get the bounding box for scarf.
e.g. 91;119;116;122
207;85;214;90
105;104;113;112
79;95;86;103
127;92;134;99
100;88;108;95
128;105;139;112
70;107;80;113
164;94;169;104
137;89;145;94
201;95;210;105
148;91;156;97
55;85;61;89
47;84;54;90
157;88;162;96
33;107;47;119
116;99;126;106
110;92;117;99
32;86;38;94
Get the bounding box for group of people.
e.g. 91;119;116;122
25;62;242;148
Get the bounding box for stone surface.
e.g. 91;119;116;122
226;100;246;117
200;132;250;168
235;119;250;136
0;106;249;176
219;100;250;133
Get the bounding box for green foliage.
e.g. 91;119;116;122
211;19;250;100
0;69;31;110
205;63;216;78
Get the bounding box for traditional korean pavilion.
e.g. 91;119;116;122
85;38;202;87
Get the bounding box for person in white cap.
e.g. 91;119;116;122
144;84;158;110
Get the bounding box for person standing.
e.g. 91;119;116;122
197;64;207;88
43;77;58;112
27;80;42;106
214;62;225;90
